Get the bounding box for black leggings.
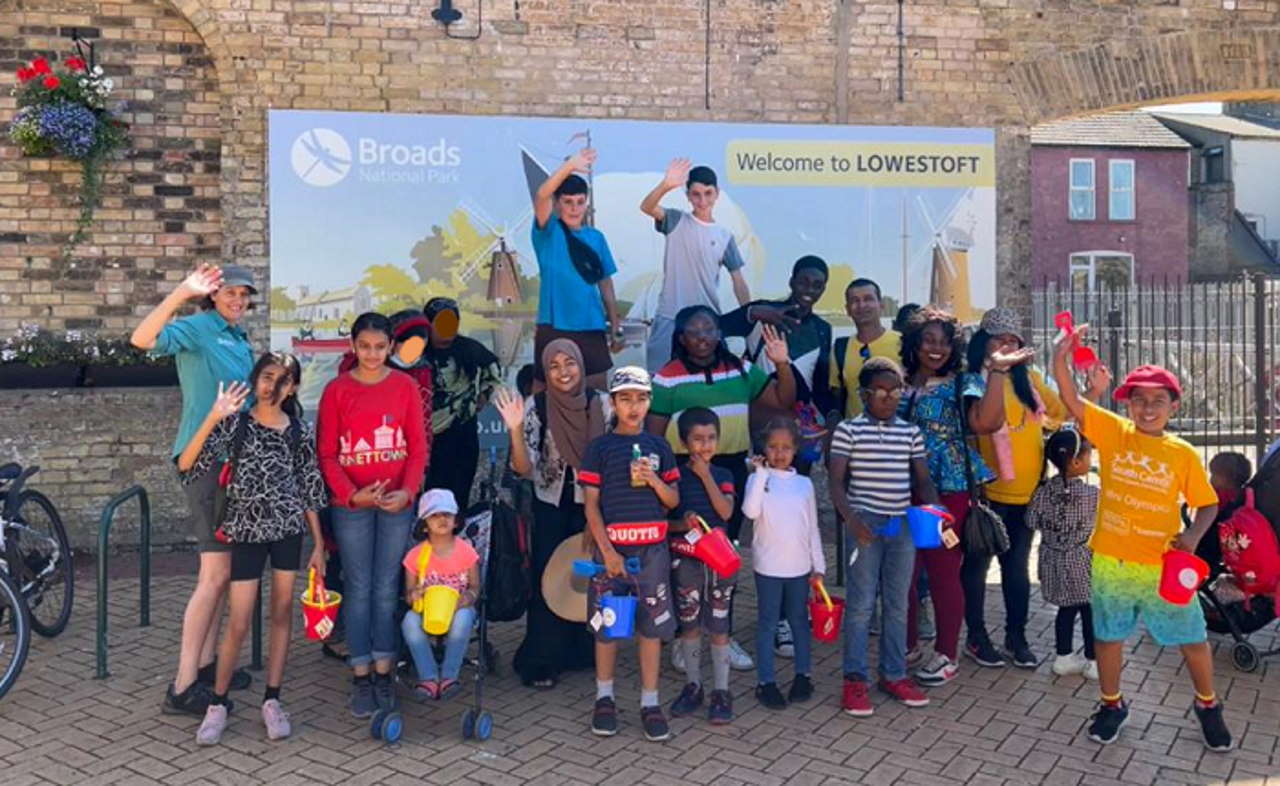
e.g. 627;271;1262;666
1055;603;1095;659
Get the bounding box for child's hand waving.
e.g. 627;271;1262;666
210;381;250;420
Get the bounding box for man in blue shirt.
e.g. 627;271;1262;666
531;147;621;391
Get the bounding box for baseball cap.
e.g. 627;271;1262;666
218;264;258;294
1114;365;1182;401
609;365;651;393
417;488;459;519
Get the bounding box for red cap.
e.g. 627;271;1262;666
1114;365;1182;401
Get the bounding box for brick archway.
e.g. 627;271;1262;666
1010;28;1280;125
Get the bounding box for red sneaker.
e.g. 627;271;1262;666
879;677;930;708
842;678;873;717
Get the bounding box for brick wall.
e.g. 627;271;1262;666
2;0;1278;549
0;388;186;549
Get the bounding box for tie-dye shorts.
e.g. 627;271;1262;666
1091;552;1207;646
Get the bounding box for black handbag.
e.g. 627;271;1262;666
559;218;606;285
955;378;1010;557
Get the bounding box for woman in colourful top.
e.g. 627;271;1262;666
421;297;502;511
131;263;256;717
647;305;795;542
401;489;481;700
317;312;429;719
496;339;607;689
897;306;1031;686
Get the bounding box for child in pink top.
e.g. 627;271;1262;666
401;489;481;701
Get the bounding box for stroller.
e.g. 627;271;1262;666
1188;461;1280;673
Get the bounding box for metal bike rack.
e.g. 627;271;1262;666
95;485;151;679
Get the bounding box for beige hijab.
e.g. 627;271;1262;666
541;338;605;470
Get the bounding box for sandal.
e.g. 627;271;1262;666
415;680;439;701
438;678;461;700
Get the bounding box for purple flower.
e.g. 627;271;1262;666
36;102;98;159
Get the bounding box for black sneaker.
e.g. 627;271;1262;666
1086;700;1129;745
707;689;733;725
1004;639;1039;670
964;639;1007;668
350;677;377;719
162;681;216;717
372;672;398;712
670;682;704;717
197;661;253;691
640;705;670;742
1193;701;1234;752
755;682;787;710
788;674;814;703
590;697;618;737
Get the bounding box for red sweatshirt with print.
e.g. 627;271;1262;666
317;369;428;507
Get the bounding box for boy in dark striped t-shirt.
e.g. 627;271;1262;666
827;357;939;717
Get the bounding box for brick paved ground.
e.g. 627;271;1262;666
1;543;1277;785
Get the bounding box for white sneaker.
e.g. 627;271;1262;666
728;639;754;671
196;704;228;746
671;642;687;673
1052;652;1088;677
1083;659;1099;681
914;653;958;686
261;698;292;740
774;621;796;658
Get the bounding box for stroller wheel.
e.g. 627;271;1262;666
476;712;493;741
461;708;476;739
1231;641;1260;672
371;710;403;743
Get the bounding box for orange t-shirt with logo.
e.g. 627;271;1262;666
1082;401;1217;566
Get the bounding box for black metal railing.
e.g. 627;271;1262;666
96;486;151;679
1032;272;1279;462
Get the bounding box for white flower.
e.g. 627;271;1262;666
103;78;113;90
93;65;104;76
1;349;15;362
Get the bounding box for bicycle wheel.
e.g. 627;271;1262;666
0;568;31;701
11;490;74;637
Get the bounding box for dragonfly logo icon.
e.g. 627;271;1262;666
291;128;352;187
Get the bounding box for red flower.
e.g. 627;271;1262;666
42;75;60;90
31;57;51;75
65;56;86;71
16;66;34;82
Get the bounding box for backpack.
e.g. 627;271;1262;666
1249;444;1280;526
480;496;530;622
1218;488;1280;597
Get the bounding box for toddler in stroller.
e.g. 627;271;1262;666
1195;452;1280;672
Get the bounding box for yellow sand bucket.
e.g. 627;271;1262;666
411;543;432;615
422;585;460;635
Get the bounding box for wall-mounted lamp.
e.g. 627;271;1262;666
431;0;481;39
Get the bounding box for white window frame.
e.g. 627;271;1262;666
1068;251;1135;290
1069;158;1095;221
1108;159;1135;221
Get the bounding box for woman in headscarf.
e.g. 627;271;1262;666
421;297;502;512
495;339;607;689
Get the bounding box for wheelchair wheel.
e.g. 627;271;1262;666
1231;641;1259;673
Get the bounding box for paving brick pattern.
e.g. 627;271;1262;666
2;544;1277;786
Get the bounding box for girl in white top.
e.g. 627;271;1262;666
742;417;825;710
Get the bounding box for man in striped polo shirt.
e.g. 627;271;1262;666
827;357;940;717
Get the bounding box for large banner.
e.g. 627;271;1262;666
268;110;996;429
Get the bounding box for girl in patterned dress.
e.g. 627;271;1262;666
1027;428;1099;680
179;352;329;745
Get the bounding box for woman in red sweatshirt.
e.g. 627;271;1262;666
317;312;428;718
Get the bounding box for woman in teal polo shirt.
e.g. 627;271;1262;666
132;263;255;717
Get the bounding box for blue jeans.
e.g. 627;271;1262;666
330;506;415;668
843;511;917;681
755;573;810;684
402;606;476;681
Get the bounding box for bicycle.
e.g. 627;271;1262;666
0;463;74;638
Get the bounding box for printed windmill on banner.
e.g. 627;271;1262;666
915;189;980;324
455;199;530;306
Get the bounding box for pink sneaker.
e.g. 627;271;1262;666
261;698;292;740
196;704;228;746
879;677;930;708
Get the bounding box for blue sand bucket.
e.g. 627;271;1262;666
600;594;637;639
906;505;952;549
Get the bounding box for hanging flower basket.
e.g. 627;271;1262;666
8;49;129;253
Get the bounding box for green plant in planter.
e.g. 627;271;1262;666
8;47;130;255
0;325;96;368
89;334;174;368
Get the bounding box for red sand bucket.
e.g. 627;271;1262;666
809;580;845;644
300;568;342;641
691;515;742;579
1159;549;1209;606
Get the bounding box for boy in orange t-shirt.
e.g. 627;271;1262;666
1051;330;1230;753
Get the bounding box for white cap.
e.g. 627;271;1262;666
417;488;458;519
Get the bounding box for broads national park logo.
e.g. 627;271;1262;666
291;126;463;187
291;128;352;187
